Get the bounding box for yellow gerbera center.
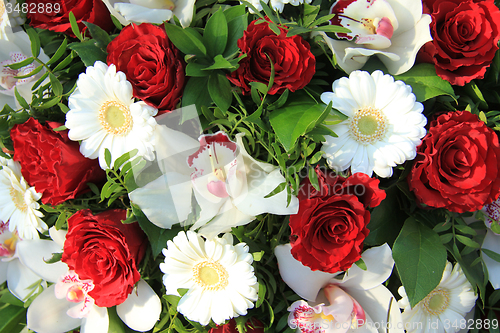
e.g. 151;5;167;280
98;100;132;135
10;187;27;212
193;260;229;291
349;107;388;144
422;288;450;315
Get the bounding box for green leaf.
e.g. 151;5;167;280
264;182;286;198
107;307;126;333
392;217;447;307
286;27;311;37
269;103;327;151
455;235;480;248
55;211;67;230
132;204;184;257
83;21;112;51
0;304;26;333
182;76;212;112
25;26;41;58
203;54;236;71
203;8;228;57
208;72;232;111
6;57;34;70
185;62;211;77
224;11;247;58
113;149;139;169
53;51;75;72
46;38;68;66
43;252;63;264
0;290;24;307
308;165;319;191
68;40;107;67
364;186;407;247
312;25;351;33
393;63;457;102
68;11;83;41
354;258;367;270
164;23;207;57
13;65;43;79
454;224;477;236
14;87;29;109
49;73;63;96
104;148;112;168
482;248;500;263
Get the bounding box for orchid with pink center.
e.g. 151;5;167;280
481;197;500;289
275;243;404;333
0;226;68;302
130;130;298;239
25;242;162;333
322;0;432;75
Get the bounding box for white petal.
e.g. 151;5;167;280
345;285;404;333
340;243;394;290
0;260;8;284
115;3;173;24
482;229;500;289
7;259;43;301
116;279;161;332
27;285;81;333
129;173;192;228
196;203;254;239
16;240;68;283
274;244;338;301
81;305;109;333
49;227;67;248
172;0;197;27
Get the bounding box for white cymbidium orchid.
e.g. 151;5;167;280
0;226;68;302
101;0;196;27
0;28;49;110
480;198;500;289
26;240;161;333
275;243;404;333
130;129;298;239
322;0;432;75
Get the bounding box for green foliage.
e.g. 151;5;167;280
393;217;447;308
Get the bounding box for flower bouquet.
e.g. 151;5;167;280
1;0;500;332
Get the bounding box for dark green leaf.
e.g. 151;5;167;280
104;148;112;168
286;27;311;37
182;76;212;111
0;304;26;333
14;65;43;79
164;23;207;57
482;248;500;263
53;51;75;72
208;72;232;111
393;217;447;307
224;11;247;57
55;211;67;230
14;87;29;109
264;182;286;198
46;38;68;66
394;63;457;102
6;57;34;70
83;21;112;51
455;235;480;248
107;307;126;333
203;8;228;57
308;165;319;191
185;62;211;77
312;25;351;33
68;41;107;67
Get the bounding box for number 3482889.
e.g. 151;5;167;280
5;2;61;14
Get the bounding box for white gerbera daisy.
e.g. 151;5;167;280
321;70;427;177
0;160;45;239
160;230;258;326
66;61;158;169
398;262;477;333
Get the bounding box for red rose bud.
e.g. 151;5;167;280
11;118;105;206
418;0;500;85
228;19;315;95
290;168;385;273
26;0;113;38
106;23;185;114
409;111;500;213
62;209;147;307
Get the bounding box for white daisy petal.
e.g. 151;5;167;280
66;61;158;170
161;230;258;326
321;70;426;177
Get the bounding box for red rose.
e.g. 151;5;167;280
26;0;113;38
408;111;500;213
228;19;315;95
62;209;147;307
418;0;500;86
209;318;264;333
107;23;185;114
290;168;385;273
11;118;105;206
